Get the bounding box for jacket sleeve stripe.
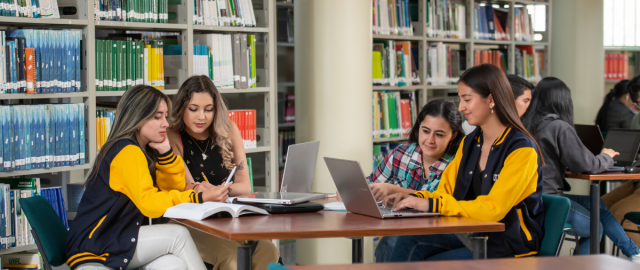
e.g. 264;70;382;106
158;152;174;161
158;155;178;165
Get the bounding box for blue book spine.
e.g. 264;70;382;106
79;103;85;164
57;31;62;93
0;183;5;250
4;184;10;248
42;31;48;93
0;106;3;172
40;105;45;168
13;107;20;170
57;187;69;229
29;105;35;170
64;105;70;166
6;106;13;171
70;104;77;165
45;104;51;168
54;105;60;167
8;191;14;247
35;30;41;93
75;30;81;92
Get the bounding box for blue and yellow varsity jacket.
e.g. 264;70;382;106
413;127;545;258
65;139;203;270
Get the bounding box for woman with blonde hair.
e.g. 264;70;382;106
167;75;279;270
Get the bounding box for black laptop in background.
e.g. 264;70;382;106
602;129;640;171
574;124;604;156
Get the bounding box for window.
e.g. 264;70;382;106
604;0;640;47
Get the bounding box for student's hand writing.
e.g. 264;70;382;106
148;134;171;154
194;181;215;193
601;148;620;158
390;196;430;212
202;185;230;202
370;183;399;202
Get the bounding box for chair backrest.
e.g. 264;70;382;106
268;263;292;270
20;196;69;266
538;194;571;256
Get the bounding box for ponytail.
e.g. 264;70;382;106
595;80;630;129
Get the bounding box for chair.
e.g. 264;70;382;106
20;196;109;270
562;223;580;255
538;194;572;256
612;212;640;256
268;263;292;270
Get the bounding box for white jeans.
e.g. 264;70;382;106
76;224;206;270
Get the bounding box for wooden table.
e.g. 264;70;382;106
566;172;640;254
287;254;637;270
171;198;504;270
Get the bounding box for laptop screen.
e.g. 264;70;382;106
574;124;604;156
602;129;640;166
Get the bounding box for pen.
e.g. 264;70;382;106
224;166;238;186
201;172;210;183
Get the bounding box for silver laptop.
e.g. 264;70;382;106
230;141;324;205
324;157;439;219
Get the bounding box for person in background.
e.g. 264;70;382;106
369;99;464;262
462;74;533;134
167;76;279;270
384;64;545;261
595;79;636;134
522;77;640;263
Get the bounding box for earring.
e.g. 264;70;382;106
490;103;495;114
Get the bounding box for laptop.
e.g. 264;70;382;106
230;141;325;205
574;124;604;156
602;129;640;171
324;157;439;219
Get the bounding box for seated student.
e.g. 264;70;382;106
521;77;640;262
384;64;545;261
66;85;217;270
462;74;533;134
370;99;464;262
166;75;279;270
595;79;636;133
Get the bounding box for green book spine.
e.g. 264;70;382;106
138;41;143;85
246;157;253;193
95;40;100;91
387;93;398;137
127;39;133;88
111;40;117;91
121;40;126;90
249;34;256;88
99;40;104;91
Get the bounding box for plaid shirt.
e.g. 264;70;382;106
367;142;453;192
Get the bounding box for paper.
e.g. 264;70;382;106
323;202;347;211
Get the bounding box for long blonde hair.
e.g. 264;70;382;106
170;75;235;170
87;85;172;184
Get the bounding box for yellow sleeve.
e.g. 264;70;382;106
419;147;539;222
413;136;465;199
109;145;203;218
155;148;187;192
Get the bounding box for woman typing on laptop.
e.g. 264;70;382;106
384;64;545;261
166;76;278;270
521;77;640;262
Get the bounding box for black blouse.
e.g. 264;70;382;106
179;130;230;185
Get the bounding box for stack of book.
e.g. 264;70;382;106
372;143;402;169
193;33;258;89
228;110;256;149
473;4;509;40
278;130;294;167
193;0;256;27
372;0;415;36
0;252;43;269
276;7;293;43
515;46;542;83
372;91;417;139
427;42;466;85
373;41;420;86
0;104;86;172
95;35;165;91
605;53;630;80
474;49;507;74
514;7;534;42
0;178;46;249
94;0;169;23
96;108;116;152
426;0;466;39
0;29;82;94
0;0;60;18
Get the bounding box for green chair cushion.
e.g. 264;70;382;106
268;263;292;270
539;194;571;256
20;196;69;266
564;223;574;230
624;212;640;225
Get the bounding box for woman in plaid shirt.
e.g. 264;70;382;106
371;99;464;262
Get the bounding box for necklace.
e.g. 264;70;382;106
480;148;489;158
188;134;211;160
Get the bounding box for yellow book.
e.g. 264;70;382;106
145;44;153;88
96;112;102;151
373;51;382;79
158;45;164;90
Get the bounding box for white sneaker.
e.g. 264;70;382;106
630;253;640;264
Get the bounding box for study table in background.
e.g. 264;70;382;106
566;172;640;254
171;198;505;270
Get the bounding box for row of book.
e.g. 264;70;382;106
372;0;415;36
0;29;82;94
605;53;631;80
372;91;417;139
514;7;535;42
0;178;39;249
228;109;256;149
473;4;509;41
94;0;169;23
276;7;293;43
193;0;256;27
372;41;420;86
426;0;466;39
277;93;294;124
0;104;86;172
95;36;165;91
96;108;116;152
278;130;294;168
427;43;466;85
193;33;257;89
0;252;44;269
515;46;543;83
373;142;401;169
0;0;60;18
474;49;507;74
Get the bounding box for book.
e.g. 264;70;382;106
246;157;253;193
0;252;42;269
425;0;466;39
473;4;510;40
515;46;542;83
514;6;534;42
276;7;293;43
193;0;256;27
372;91;416;138
372;0;414;36
0;0;59;18
163;202;268;219
227;109;256;149
94;0;166;22
474;49;508;74
605;53;630;80
427;42;465;85
192;33;258;89
96;37;163;91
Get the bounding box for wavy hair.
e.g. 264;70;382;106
170;75;235;170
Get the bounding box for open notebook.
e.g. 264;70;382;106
163;202;269;220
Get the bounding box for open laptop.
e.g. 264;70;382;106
602;129;640;172
574;124;604;156
324;157;439;219
231;141;325;205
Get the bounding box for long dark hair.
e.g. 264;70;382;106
458;64;544;165
408;99;464;156
522;77;574;135
595;79;629;128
